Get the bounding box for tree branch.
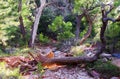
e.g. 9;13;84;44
106;17;116;22
80;10;94;44
88;0;99;10
106;4;114;15
45;2;56;7
18;0;26;38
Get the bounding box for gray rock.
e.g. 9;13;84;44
100;53;112;57
54;51;61;54
112;59;120;68
5;47;18;54
110;77;119;79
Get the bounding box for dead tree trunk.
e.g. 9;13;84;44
44;56;97;65
28;47;101;66
18;0;26;38
29;0;46;47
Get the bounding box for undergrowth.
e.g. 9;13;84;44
0;62;21;79
87;59;120;78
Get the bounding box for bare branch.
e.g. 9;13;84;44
45;2;56;7
106;17;116;22
106;4;114;15
103;17;116;22
88;0;99;10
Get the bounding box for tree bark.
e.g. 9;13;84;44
44;56;97;65
18;0;26;38
100;4;120;52
29;0;46;47
29;48;101;65
75;14;84;40
100;6;109;51
100;20;108;51
80;10;93;45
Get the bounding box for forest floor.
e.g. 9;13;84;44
0;44;120;79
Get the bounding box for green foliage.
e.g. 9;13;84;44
0;0;19;46
70;46;85;56
33;62;44;79
114;0;120;7
37;62;44;75
87;60;120;76
37;7;57;39
74;0;99;14
105;23;120;50
49;16;75;40
38;7;55;32
0;0;34;47
0;62;20;79
39;33;50;43
64;14;76;32
106;23;120;38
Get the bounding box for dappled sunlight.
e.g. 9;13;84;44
0;0;120;79
0;62;20;78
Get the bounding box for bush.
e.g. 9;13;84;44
49;16;75;41
105;23;120;52
39;33;50;43
87;60;120;77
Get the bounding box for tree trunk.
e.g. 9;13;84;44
44;56;97;65
99;4;120;52
100;22;107;51
100;8;108;51
29;0;46;47
29;48;101;66
75;14;84;40
80;10;93;45
18;0;26;38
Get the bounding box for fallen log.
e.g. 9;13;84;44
30;48;102;66
43;56;97;65
20;47;102;74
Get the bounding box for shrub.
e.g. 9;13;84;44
48;16;75;41
87;60;120;77
39;33;50;43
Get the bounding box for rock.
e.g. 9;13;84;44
110;77;119;79
51;47;57;52
85;51;96;57
43;67;94;79
54;51;61;54
54;51;65;57
43;47;52;54
100;53;112;57
112;59;120;68
5;47;18;54
89;70;100;79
